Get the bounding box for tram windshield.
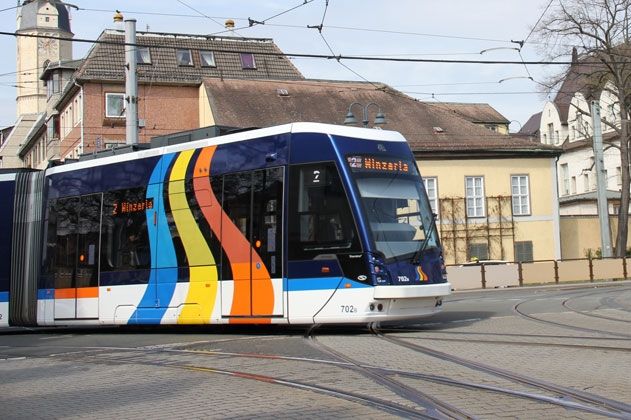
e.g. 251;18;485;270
347;155;438;261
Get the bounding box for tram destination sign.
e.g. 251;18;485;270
346;155;415;174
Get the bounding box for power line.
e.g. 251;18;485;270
0;31;591;66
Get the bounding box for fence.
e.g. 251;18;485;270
446;257;628;290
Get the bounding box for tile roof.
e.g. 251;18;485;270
519;112;541;136
427;102;510;124
202;78;561;157
75;30;304;84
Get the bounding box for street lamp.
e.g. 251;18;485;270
343;102;386;128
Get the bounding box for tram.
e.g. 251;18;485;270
0;123;450;327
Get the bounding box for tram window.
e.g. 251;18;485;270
252;167;283;276
288;163;361;260
50;197;78;289
100;188;151;272
76;194;101;287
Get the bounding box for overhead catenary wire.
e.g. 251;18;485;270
0;32;595;66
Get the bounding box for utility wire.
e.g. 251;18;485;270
174;0;237;35
0;31;599;65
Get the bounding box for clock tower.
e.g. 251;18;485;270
15;0;73;116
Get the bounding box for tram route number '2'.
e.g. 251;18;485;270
340;305;358;313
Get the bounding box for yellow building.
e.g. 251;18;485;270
418;155;560;264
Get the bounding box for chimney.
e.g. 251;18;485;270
571;47;578;65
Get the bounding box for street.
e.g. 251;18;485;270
1;282;631;419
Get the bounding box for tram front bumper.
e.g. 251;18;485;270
373;283;452;299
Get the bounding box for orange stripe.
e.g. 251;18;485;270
54;288;76;299
77;287;99;299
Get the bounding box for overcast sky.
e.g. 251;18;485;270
1;0;563;132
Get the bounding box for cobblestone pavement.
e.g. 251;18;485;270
1;283;630;419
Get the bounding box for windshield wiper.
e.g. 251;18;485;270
411;215;437;264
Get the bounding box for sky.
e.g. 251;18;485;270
0;0;564;132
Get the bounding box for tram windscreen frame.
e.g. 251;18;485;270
347;154;438;261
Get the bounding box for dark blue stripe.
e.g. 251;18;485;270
0;291;8;302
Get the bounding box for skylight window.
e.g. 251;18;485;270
136;47;151;64
200;51;216;67
176;49;193;66
240;53;256;69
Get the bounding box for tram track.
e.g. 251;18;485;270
372;326;631;419
512;287;631;339
376;332;631;352
52;347;437;419
305;325;476;419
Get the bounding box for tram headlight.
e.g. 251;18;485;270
369;252;391;285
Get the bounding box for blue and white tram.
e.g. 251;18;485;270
0;123;450;327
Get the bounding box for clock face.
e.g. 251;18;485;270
38;37;56;53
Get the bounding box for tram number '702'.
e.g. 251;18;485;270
340;305;357;313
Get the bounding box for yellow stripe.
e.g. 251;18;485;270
169;151;218;323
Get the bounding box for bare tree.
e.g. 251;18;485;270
535;0;631;256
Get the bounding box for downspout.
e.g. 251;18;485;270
74;80;84;154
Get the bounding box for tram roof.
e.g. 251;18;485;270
45;122;405;175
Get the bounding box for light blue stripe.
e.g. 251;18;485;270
287;277;371;292
37;289;54;300
130;153;178;324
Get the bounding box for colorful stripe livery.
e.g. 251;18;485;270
128;147;275;324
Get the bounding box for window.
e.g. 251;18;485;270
423;177;438;217
47;71;61;99
583;174;590;192
176;49;193;66
514;241;533;262
105;93;125;118
136;47;151;64
240;53;256;69
200;50;216;67
468;243;489;261
547;123;554;145
100;188;152;272
288;163;361;260
511;175;530;216
560;163;569;195
571;176;577;194
45;195;101;290
617;167;622;186
465;176;485;217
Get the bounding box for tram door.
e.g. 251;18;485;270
51;194;101;320
220;168;284;318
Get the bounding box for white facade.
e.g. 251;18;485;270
540;82;624;216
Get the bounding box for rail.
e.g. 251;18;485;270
446;256;629;290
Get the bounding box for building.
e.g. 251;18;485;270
0;0;73;169
523;48;627;258
17;28;305;168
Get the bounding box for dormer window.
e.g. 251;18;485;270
240;53;256;69
176;49;193;66
46;70;62;99
136;47;151;64
200;51;216;67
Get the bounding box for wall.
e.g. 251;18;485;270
561;215;631;259
63;83;200;157
419;156;560;264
